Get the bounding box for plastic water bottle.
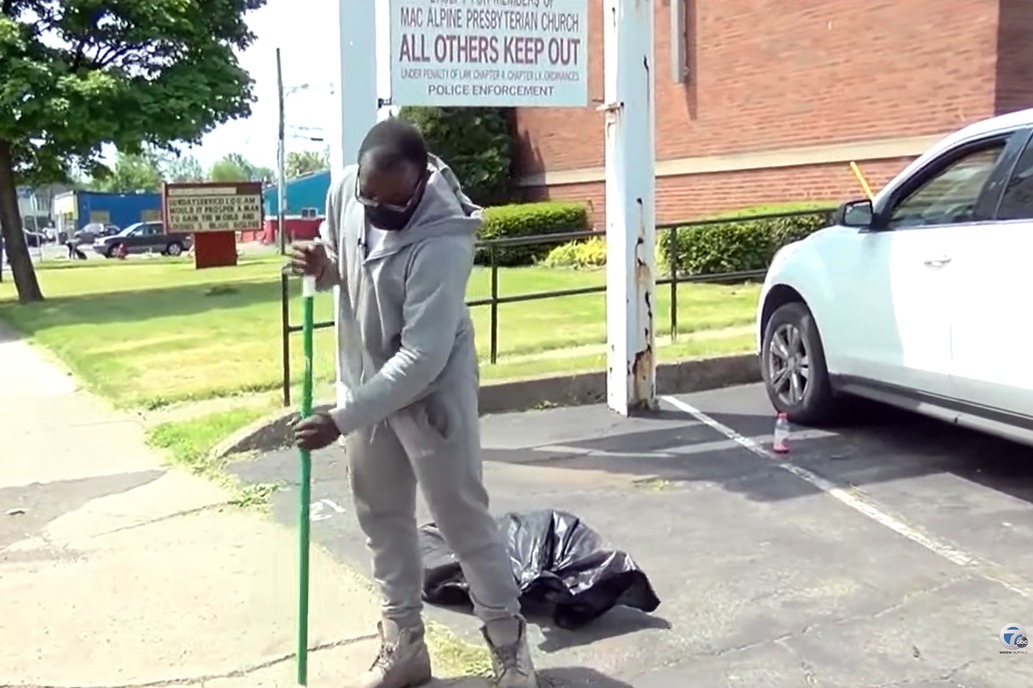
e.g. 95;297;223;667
773;412;791;454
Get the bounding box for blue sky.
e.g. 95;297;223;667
187;0;392;170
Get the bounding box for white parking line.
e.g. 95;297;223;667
661;395;1033;600
310;498;347;522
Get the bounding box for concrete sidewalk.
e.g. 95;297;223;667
0;325;487;687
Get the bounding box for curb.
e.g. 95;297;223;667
212;353;761;457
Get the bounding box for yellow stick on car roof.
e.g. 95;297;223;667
850;161;875;201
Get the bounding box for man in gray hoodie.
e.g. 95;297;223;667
289;119;538;688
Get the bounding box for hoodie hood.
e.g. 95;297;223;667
411;154;482;230
363;154;481;260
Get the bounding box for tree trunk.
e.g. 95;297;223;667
0;139;44;303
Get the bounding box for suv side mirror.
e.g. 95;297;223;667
834;199;876;229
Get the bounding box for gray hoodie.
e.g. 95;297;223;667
316;155;481;440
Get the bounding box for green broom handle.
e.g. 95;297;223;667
297;274;316;685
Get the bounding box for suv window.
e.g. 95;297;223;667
997;140;1033;220
888;143;1006;229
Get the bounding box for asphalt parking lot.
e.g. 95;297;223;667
232;383;1033;687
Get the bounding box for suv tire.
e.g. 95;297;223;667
761;301;837;425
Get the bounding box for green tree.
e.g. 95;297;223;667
209;153;273;182
251;165;276;184
399;107;514;206
88;151;164;192
0;0;264;303
159;151;205;183
209;155;251;182
285;149;330;178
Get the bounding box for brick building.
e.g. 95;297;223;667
512;0;1033;225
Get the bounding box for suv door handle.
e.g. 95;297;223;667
923;256;952;268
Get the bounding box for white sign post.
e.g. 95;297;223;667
335;1;378;175
338;0;656;416
388;0;589;107
601;0;656;414
333;0;379;418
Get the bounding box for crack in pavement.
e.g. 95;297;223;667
784;576;968;639
879;657;979;687
775;641;820;686
660;578;990;688
659;576;969;666
88;503;236;539
3;633;378;688
2;526;86;564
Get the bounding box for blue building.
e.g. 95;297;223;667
52;190;162;234
263;170;331;219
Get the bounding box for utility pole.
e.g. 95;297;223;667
276;47;287;254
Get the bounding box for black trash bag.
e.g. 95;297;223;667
419;509;661;630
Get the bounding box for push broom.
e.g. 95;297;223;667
297;273;316;686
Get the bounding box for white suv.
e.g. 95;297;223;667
756;108;1033;447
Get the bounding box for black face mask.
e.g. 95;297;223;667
358;172;428;232
364;204;417;232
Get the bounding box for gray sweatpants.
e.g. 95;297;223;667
345;381;520;629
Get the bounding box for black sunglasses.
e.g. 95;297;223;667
355;167;427;213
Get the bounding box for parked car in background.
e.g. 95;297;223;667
756;107;1033;447
93;221;192;258
75;222;120;244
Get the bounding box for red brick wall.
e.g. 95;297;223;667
525;158;912;225
516;0;1001;174
513;0;1032;223
512;0;605;173
996;0;1033;115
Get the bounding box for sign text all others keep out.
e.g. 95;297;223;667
389;0;589;107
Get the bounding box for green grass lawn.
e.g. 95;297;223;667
0;255;758;408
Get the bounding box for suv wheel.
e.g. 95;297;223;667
165;241;183;256
106;244;121;258
761;302;837;425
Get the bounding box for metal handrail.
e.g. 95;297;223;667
278;207;835;405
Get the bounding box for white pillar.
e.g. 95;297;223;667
332;0;378;409
332;0;378;178
603;0;657;415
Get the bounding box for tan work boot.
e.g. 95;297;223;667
355;619;433;688
482;616;539;688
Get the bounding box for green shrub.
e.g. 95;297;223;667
477;202;589;266
543;236;607;269
659;202;835;276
